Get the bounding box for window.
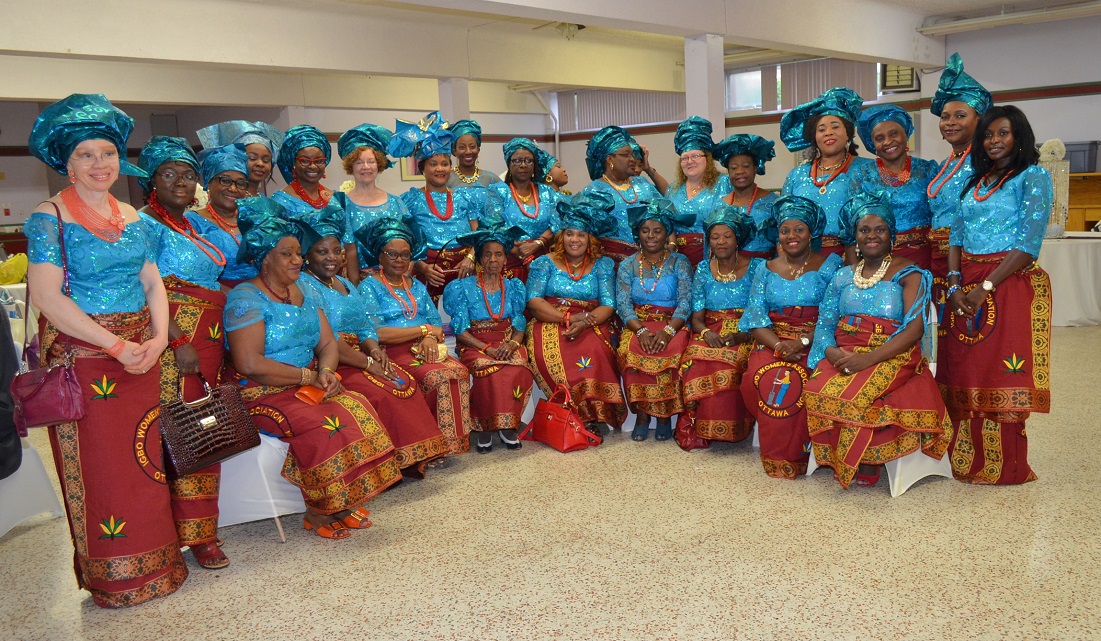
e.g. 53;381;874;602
726;70;763;111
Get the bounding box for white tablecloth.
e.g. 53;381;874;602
1038;238;1101;326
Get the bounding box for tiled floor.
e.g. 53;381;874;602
3;326;1099;641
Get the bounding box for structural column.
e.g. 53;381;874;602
684;34;726;132
438;78;471;121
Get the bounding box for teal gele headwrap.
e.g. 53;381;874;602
713;134;776;175
931;53;992;117
857;105;913;154
236;196;302;265
704;205;756;250
198;143;248;189
387;111;453;162
449;119;482;148
626;198;693;237
28;93;147;178
673;116;715;155
585;126;633;180
629;140;644;160
137;136;199;194
556;191;619;238
196;120;284;157
456;211;526;258
337;123;393;160
283;202;345;253
353;217;428;268
771;195;826;250
779;87;864;152
534;147;558;183
276;125;331;183
839;190;895;247
502;137;541;165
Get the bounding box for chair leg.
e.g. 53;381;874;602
256;452;288;543
273;515;287;544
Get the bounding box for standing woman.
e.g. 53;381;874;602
332;123;409;284
779;88;873;261
938;105;1053;485
678;207;765;450
739;196;844;479
615;200;694;441
580;126;661;266
804;192;952;489
526;193;627;431
667;116;729;266
25;94;182;607
136;137;231;569
849;105;939;269
484;137;561;281
714;134;780;259
447;119;502;189
535;147;571;195
191;143;253;289
272;124;333;214
355;217;473;455
927;54;992;335
444;221;534;452
196;120;284;198
389;111;483;302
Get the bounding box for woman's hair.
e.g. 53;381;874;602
417;153;451;174
672;151;720;190
550;229;604;262
964;105;1039;194
341;146;389;175
803;115;860;157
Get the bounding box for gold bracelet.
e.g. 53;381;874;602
420;324;429;338
321;366;337;376
299;367;312;385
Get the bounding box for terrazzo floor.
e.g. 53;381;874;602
2;326;1100;641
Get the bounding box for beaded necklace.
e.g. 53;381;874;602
259;272;292;304
60;186;125;242
811;153;853;194
852;255;892;289
379;273;419;319
509;182;540;219
927;145;971;199
149;197;227;266
478;273;506;320
602;175;640;204
876;155;912;187
565;255;589;281
290;180;330;209
423;187;454;221
973;168;1015;202
206;204;241;245
638;250;668;293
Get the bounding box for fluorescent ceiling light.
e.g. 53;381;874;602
918;1;1101;36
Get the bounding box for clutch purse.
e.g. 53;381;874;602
159;372;259;479
519;384;602;453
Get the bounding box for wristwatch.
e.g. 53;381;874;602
799;336;811;348
981;280;996;292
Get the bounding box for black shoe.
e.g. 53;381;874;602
475;434;493;454
500;429;522;450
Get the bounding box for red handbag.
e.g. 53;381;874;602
519;384;602;453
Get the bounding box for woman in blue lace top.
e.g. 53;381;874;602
713;134;780;259
190;143;254;288
271;125;334;215
581;127;661;265
666;117;730;266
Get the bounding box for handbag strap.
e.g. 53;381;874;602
21;202;73;364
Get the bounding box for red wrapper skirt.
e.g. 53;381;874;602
384;338;473;454
679;309;754;444
616;305;689;418
458;319;534;431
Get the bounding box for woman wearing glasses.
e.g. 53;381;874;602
272;125;333;215
191;144;254;289
484;138;561;281
667;117;729;266
196;120;284;198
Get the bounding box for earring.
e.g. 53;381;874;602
149;187;158;202
68;172;77;184
545;173;554;184
190;197;199;207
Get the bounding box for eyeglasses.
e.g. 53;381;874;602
680;153;706;163
611;151;634;159
509;157;535;166
382;249;412;261
156;168;199;183
295;156;328;167
214;175;249;191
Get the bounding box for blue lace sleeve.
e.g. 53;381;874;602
224;284;266;332
1015;166;1054;258
507;278;528;332
691;261;708;313
594;257;616;307
808;268;846;369
889;264;931;342
442;279;469;336
615;257;637;324
672;253;692;321
415;280;442;325
738;261;773;331
24;212;62;267
526;255;551;300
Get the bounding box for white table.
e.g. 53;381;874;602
1038;236;1101;326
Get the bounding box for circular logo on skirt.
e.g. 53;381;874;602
752;361;808;417
948;284;997;345
133;407;167;483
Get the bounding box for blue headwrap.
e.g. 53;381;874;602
771;195;826;251
534;147;558;183
353;217;428;268
585;126;633;180
704;205;756;250
449;119;482;148
931;53;992;117
28;93;146;178
629;140;644;160
337;123;393;160
236;196;303;265
839;191;896;247
276;125;331;183
556;191;620;237
196;120;284;157
673;116;715;155
713;134;776;175
856;105;914;154
282;202;345;253
779;87;864;152
198;143;249;189
626;198;694;237
136;136;199;194
387;111;453;162
456;210;526;258
502;137;541;166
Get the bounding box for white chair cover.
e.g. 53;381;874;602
0;440;64;539
216;434;305;542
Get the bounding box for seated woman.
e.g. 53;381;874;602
354;217;473;455
443;219;534;453
739;196;844;479
190;143;253;289
667;116;729;266
291;204;450;476
713;134;779;259
272;124;333;213
526;192;627;431
484;137;561;282
614;199;694;441
804;192;952;488
678;206;766;450
224;196;401;539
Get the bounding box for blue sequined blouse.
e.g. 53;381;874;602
297;272;378;342
615;251;693;323
139;212;223;291
526;254;616;307
484;182;562;239
271;191;321;218
580;178;661;243
739;253;844;331
740;191;780;255
667;181;732;234
25;212;156;314
223;282;322;368
780;157;875;239
442;275;528;335
446;171;501;190
334;192;411;269
357;273;441;329
950;165;1053;258
847;157;939;233
692;257;765;312
400;187;485;251
189;214;257;282
928;154;976;230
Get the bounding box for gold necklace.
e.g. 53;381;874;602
686;181;704;198
786;253;808;279
852;255;892;289
818;156;846;172
602;175;633;192
453;167;481;184
712;258;738;283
